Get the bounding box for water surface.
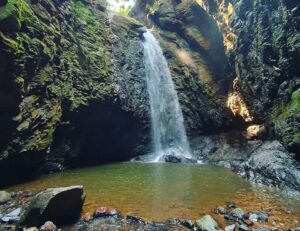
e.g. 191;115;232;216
6;163;300;227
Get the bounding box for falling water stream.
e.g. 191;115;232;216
143;30;192;162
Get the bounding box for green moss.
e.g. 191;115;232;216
118;6;132;16
148;0;162;15
73;0;100;35
0;0;16;21
294;133;300;144
291;88;300;110
272;88;300;148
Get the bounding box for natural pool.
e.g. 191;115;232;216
5;163;300;227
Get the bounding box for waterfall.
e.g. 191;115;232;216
143;30;192;162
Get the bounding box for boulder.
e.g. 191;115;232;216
0;191;11;205
195;215;219;231
19;186;85;227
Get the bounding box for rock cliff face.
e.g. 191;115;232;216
0;0;299;184
195;0;300;156
131;0;236;135
0;0;149;184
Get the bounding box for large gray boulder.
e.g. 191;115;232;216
19;186;85;227
241;141;300;191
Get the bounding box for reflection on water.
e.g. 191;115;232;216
5;163;300;226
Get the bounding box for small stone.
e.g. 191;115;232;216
215;206;227;215
195;215;219;231
1;208;21;223
243;219;254;226
231;208;245;219
24;227;38;231
179;219;194;229
249;211;268;222
227;202;236;209
40;221;57;231
0;191;11;205
93;207;119;218
82;212;92;222
249;213;259;222
289;228;300;231
225;224;236;231
254;228;272;231
238;224;249;231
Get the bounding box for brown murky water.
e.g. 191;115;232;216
5;163;300;228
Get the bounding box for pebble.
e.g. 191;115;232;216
215;206;227;215
24;227;38;231
289;228;300;231
82;212;92;222
93;207;120;218
227;202;237;209
239;224;249;231
40;221;57;231
231;208;245;219
1;208;21;222
225;224;236;231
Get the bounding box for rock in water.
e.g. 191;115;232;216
0;191;11;205
19;186;85;227
163;154;197;163
195;215;219;231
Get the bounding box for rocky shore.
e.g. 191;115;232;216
0;186;299;231
190;133;300;193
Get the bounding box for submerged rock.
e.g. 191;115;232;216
19;186;85;227
162;154;197;163
195;215;219;231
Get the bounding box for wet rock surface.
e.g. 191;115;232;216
190;134;300;191
0;0;151;185
162;154;197;163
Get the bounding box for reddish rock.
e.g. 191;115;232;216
93;207;120;218
82;212;92;222
40;221;57;231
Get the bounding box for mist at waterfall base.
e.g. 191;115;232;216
138;30;193;163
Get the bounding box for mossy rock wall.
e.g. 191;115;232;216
160;0;300;156
0;0;149;184
230;0;300;155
